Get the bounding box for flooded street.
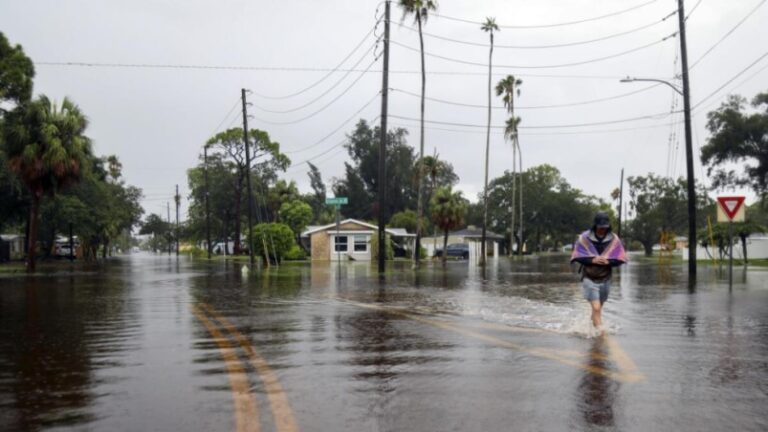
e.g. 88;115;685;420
1;254;767;431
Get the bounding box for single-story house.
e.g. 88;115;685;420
302;219;414;261
422;225;504;259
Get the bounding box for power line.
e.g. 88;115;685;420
431;0;660;29
388;119;683;136
285;116;380;173
389;110;680;129
249;59;378;126
689;0;766;70
251;41;377;114
399;10;677;49
251;21;379;100
281;91;381;154
391;84;661;110
691;49;768;110
34;61;641;80
390;33;677;69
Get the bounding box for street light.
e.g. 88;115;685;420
620;75;697;280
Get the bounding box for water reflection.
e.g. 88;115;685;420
576;338;618;430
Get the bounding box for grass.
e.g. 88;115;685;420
0;262;25;273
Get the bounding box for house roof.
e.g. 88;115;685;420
450;226;505;240
302;219;414;237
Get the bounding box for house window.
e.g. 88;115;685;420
334;235;348;252
354;235;368;252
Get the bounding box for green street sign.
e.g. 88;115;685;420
325;197;348;205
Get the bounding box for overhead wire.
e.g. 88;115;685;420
399;10;677;49
390;32;677;69
388;119;684;136
391;84;662;110
286;116;380;173
430;0;659;29
689;0;766;70
691;49;768;111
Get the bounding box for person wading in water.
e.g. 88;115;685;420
570;212;627;336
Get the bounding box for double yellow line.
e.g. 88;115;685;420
191;303;299;432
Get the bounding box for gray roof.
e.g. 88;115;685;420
450;227;504;240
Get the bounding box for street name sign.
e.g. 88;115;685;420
716;196;746;222
325;197;348;206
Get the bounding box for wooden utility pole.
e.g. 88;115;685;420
677;0;697;280
377;0;391;274
241;88;255;266
166;201;171;256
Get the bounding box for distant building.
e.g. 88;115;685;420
0;234;24;261
302;219;413;261
421;225;503;259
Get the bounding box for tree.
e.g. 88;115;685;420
3;96;92;272
430;187;467;263
0;32;35;112
140;213;171;253
267;180;300;222
306;162;327;221
187;152;239;254
497;75;523;255
250;223;294;264
206;127;289;254
702;92;768;195
480;17;499;264
627;174;712;256
333;120;417;220
389;209;427;234
279;200;312;246
399;0;439;268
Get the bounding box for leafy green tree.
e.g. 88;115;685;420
306;162;327;221
206;127;289;254
268;180;300;222
389;209;426;234
497;75;523;255
419;154;457;232
279;200;312;245
702;92;768;194
0;32;35;111
627;174;712;256
250;223;294;264
430;186;467;263
187;152;239;253
140;213;171;253
333;120;417;220
399;0;438;266
3;96;92;272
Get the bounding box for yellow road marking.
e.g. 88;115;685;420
190;305;260;432
201;303;299;432
604;335;643;382
340;299;645;383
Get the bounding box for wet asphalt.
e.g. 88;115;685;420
0;253;766;431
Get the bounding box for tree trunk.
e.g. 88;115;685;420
643;241;653;257
481;30;493;266
102;239;109;259
414;12;426;268
442;228;449;264
517;139;524;256
510;145;516;257
26;194;41;273
740;234;748;265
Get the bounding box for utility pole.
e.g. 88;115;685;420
204;145;212;260
618;168;624;238
377;0;391;274
175;184;180;256
166;201;171;256
677;0;697;280
241;88;255;266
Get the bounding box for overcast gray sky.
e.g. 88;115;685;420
1;0;766;220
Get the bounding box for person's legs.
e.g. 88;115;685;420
589;299;602;329
583;279;604;333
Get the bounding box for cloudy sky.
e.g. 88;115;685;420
1;0;766;220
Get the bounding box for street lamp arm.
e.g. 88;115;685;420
619;76;683;95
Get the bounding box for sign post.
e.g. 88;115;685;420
326;197;348;264
717;196;746;290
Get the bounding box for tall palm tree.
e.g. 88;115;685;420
399;0;438;267
3;96;92;272
480;17;498;265
430;186;466;264
496;75;523;255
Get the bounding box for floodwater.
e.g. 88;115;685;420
0;254;766;431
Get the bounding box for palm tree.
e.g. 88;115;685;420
496;75;523;255
3;96;92;272
399;0;438;267
430;186;467;264
480;17;498;265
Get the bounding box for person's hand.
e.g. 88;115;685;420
592;256;609;265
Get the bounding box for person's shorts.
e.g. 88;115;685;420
582;278;611;303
